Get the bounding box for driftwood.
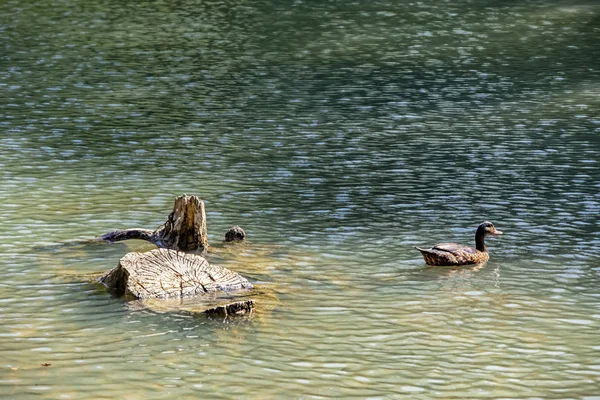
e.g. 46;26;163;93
99;248;253;300
204;300;255;318
123;296;256;318
98;195;208;251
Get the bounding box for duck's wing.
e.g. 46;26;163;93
432;243;477;255
417;243;485;266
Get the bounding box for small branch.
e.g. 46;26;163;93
98;228;155;243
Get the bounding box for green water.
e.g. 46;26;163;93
1;0;599;398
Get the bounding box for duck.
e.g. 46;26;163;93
416;221;502;266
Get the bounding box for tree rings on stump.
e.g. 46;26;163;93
99;248;253;299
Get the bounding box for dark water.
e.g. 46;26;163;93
1;0;599;398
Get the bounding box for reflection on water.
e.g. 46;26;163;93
1;0;599;398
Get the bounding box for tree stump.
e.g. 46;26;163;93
99;248;253;299
98;195;209;251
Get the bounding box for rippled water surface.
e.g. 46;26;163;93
1;0;599;398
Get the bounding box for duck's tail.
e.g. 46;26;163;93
415;246;437;266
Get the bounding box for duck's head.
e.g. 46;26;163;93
477;221;503;237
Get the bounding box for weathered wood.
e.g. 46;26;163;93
98;194;209;251
99;228;154;242
155;195;208;251
204;300;255;318
122;296;257;317
99;248;253;299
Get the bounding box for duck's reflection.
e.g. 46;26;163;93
420;262;502;292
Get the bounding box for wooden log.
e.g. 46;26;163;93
204;300;255;318
98;194;209;251
225;225;246;242
122;296;257;317
98;228;154;242
99;248;253;299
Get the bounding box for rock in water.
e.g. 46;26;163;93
225;225;246;242
99;248;253;299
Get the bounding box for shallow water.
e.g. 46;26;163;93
1;0;599;398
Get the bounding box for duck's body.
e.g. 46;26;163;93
416;222;502;266
416;242;489;266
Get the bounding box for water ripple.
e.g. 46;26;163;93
1;0;600;398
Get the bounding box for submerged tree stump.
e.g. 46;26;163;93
204;300;256;318
98;195;208;251
99;248;253;300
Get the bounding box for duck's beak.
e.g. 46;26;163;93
491;229;503;237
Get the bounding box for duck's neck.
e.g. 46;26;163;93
475;228;487;252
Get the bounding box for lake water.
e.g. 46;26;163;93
1;0;599;398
